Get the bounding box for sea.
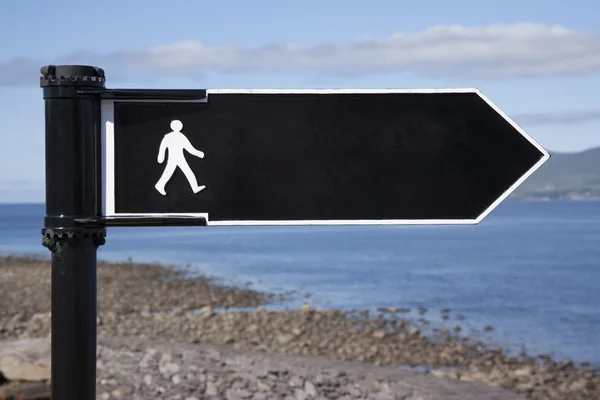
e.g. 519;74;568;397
0;201;598;365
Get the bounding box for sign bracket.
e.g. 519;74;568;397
73;216;207;227
77;88;207;101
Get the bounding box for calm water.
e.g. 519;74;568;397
0;201;599;364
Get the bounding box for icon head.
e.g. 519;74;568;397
170;120;183;132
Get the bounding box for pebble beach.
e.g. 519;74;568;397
0;255;598;400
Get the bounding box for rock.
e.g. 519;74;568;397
0;338;51;381
160;362;180;375
294;388;307;400
143;374;153;386
409;327;420;337
460;369;489;383
233;389;253;399
568;377;589;392
161;351;173;362
205;381;219;396
226;389;241;400
289;376;303;387
372;331;386;339
256;380;271;391
304;381;317;396
111;385;134;399
277;333;295;345
172;307;184;315
431;369;458;379
138;349;157;369
348;385;362;397
172;374;182;385
199;306;214;319
513;366;533;378
100;392;110;400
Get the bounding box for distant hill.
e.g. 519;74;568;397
512;147;600;200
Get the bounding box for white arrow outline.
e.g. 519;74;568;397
101;88;550;225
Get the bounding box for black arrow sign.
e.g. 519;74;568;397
102;89;548;225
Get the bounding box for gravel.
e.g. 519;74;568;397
0;255;598;400
94;336;523;400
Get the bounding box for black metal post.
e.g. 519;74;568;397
40;65;106;400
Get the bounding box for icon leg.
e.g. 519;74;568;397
155;161;176;195
179;161;205;193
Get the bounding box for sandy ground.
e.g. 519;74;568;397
0;255;597;399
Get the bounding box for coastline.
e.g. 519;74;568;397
1;255;598;400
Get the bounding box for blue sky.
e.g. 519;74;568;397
1;0;599;203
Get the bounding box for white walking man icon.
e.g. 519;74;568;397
155;120;206;196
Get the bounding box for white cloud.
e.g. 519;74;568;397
109;23;600;79
2;23;600;86
514;109;600;126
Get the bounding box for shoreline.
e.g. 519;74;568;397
0;253;586;363
1;255;598;399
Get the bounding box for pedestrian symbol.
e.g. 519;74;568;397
154;120;205;196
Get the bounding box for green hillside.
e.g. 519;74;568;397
512;147;600;200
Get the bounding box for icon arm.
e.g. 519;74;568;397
157;138;167;164
183;137;205;158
